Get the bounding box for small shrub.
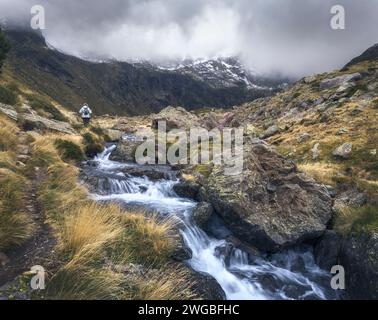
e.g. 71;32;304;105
292;92;301;99
54;139;85;163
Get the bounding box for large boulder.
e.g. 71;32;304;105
109;139;143;162
339;232;378;300
204;139;333;252
315;231;378;300
192;202;214;228
151;106;200;131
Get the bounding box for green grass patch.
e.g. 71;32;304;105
54;139;85;163
335;205;378;236
0;85;19;105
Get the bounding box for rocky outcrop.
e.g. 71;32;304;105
203;139;333;252
0;103;75;134
20;113;75;134
319;73;361;90
151;106;201;131
0;103;18;121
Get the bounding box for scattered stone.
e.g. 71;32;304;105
336;128;348;135
333;143;353;159
297;133;311;143
370;149;377;156
260;124;280;139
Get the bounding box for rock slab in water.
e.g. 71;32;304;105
204;139;333;252
192;202;214;228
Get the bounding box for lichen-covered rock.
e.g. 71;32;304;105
204;139;333;252
333;143;353;159
320;73;361;89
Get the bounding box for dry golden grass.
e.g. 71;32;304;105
44;264;123;300
0;151;17;171
298;162;341;186
114;212;176;267
0;168;33;250
124;265;196;300
0;116;19;152
60;203;122;256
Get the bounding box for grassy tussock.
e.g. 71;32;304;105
0;151;17;171
0;116;19;152
44;264;123;300
60;203;122;257
124;266;196;300
0;168;33;250
298;162;341;186
112;213;176;267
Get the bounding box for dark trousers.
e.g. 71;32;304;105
82;118;91;126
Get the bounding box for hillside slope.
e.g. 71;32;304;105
3;30;277;116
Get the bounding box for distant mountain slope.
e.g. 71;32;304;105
344;43;378;69
4;30;281;116
156;57;288;90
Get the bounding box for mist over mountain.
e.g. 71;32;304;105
4;30;281;115
1;0;378;78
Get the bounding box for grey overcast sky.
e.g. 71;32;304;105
1;0;377;77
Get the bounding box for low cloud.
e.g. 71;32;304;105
1;0;378;77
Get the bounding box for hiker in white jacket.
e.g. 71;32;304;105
79;103;92;126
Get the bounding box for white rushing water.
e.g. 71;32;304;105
91;146;336;300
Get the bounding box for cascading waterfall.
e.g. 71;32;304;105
91;146;338;300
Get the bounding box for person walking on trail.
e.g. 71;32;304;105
79;103;92;126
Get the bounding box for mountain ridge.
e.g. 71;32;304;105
3;29;283;116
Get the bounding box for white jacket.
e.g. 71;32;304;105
79;105;92;118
